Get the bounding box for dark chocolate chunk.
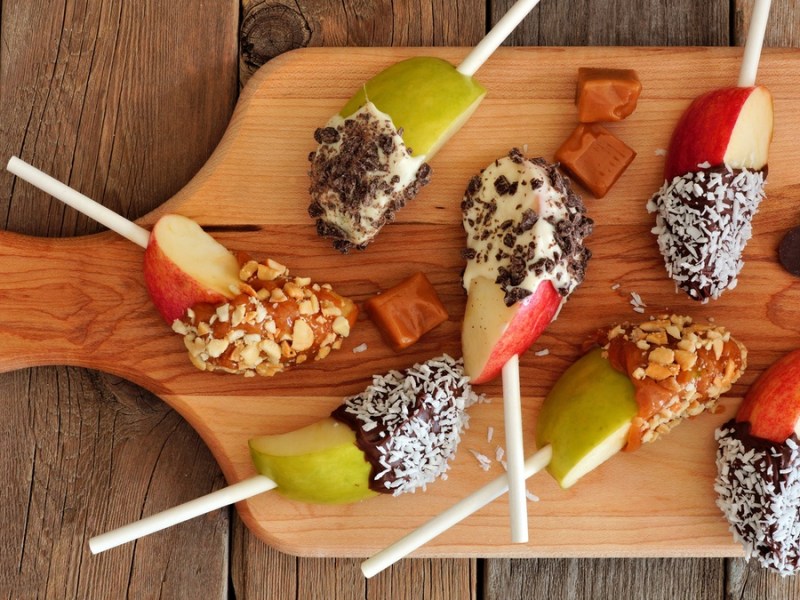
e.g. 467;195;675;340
315;126;340;144
779;226;800;277
494;175;512;195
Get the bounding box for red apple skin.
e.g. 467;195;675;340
664;86;765;181
736;349;800;443
468;280;562;385
143;240;230;323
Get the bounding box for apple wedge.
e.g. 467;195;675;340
664;85;773;181
735;348;800;443
535;348;637;488
143;214;240;323
339;57;487;160
249;418;377;504
462;276;561;385
249;354;477;504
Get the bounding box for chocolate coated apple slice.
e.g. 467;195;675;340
249;354;479;503
715;348;800;576
90;355;480;552
648;2;774;301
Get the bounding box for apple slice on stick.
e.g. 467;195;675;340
6;157;357;376
648;0;774;301
309;0;544;252
363;315;747;577
461;149;593;542
88;354;479;553
715;348;800;576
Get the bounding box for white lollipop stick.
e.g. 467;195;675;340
361;445;552;578
89;474;277;553
457;0;542;77
738;0;772;87
502;355;528;543
6;156;151;248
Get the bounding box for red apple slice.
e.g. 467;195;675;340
664;85;773;181
462;276;561;385
735;348;800;443
143;214;241;323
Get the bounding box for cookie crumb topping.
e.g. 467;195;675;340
308;102;431;252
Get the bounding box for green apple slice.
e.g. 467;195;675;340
340;57;486;158
535;348;638;488
249;417;377;504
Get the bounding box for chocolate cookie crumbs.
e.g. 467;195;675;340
647;165;766;301
331;355;481;495
462;149;592;307
716;420;800;576
308;102;431;252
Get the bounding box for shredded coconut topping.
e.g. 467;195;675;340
647;166;766;301
333;354;480;495
715;420;800;576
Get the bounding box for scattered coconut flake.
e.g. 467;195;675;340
352;342;368;353
629;291;646;308
611;283;621;290
487;426;494;443
534;348;550;357
469;448;492;471
526;489;540;502
655;148;667;156
495;446;505;462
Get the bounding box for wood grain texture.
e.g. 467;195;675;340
484;558;725;599
0;0;238;598
239;0;485;84
3;46;800;560
4;1;800;599
492;0;730;47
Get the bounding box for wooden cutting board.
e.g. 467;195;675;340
2;47;800;558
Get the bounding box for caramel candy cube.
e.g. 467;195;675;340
576;67;641;123
555;123;636;198
364;272;448;351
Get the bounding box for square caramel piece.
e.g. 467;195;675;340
555;123;636;198
364;272;448;351
576;67;641;123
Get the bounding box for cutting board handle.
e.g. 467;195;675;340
0;229;158;376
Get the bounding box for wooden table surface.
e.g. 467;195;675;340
2;1;800;598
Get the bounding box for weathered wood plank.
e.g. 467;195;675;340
485;558;724;599
0;0;239;597
492;0;730;47
239;0;485;84
735;0;800;47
